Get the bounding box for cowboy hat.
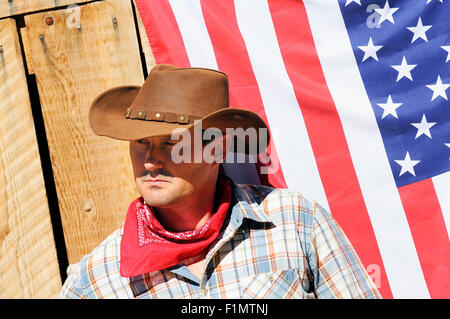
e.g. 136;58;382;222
89;64;269;154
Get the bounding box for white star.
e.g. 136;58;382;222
442;46;450;63
426;0;443;4
391;56;417;82
394;152;421;177
345;0;361;6
411;114;436;139
358;37;383;62
407;18;432;43
446;143;450;160
426;75;450;101
377;95;403;119
374;1;399;25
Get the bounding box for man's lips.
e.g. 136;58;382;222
143;178;168;183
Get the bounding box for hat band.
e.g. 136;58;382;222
125;107;200;125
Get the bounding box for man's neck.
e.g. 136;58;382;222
153;179;218;233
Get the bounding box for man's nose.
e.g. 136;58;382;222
143;147;164;171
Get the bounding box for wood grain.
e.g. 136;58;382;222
0;18;61;298
24;0;142;264
19;27;34;74
0;0;91;19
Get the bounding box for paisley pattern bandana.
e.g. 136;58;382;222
120;175;231;277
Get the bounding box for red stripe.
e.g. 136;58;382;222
200;0;287;188
398;179;450;298
135;0;190;66
267;0;393;298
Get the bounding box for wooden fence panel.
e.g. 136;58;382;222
24;0;142;265
0;18;61;298
0;0;90;19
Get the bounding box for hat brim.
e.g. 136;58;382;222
89;85;270;154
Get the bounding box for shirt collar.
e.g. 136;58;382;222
228;178;273;229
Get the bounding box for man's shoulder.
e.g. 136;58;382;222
60;224;129;298
236;183;315;207
237;183;305;198
84;224;122;261
67;225;124;280
234;183;320;223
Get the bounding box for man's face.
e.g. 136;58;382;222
129;132;224;209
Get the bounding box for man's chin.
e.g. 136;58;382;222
140;191;174;208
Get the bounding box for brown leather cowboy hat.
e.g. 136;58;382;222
89;64;269;154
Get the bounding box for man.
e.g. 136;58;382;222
59;64;380;299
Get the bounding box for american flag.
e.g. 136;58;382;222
134;0;450;298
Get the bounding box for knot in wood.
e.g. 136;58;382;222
45;16;54;26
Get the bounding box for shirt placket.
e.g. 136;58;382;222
197;216;242;298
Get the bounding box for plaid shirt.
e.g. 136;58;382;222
59;181;381;299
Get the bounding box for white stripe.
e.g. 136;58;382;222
303;0;429;298
168;0;218;69
168;0;261;184
432;171;450;240
234;0;330;210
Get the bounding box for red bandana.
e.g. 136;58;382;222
120;175;231;277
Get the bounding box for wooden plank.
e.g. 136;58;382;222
24;0;143;264
19;27;34;74
0;0;91;19
0;18;61;298
132;0;156;72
